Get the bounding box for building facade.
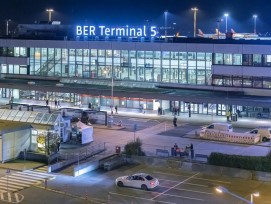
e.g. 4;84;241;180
1;37;271;118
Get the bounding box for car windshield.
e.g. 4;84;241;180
145;175;154;181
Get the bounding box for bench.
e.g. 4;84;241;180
195;154;209;160
156;149;169;157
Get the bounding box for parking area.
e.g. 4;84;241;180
46;164;269;204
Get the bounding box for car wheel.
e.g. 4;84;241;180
117;181;124;187
141;184;148;191
262;137;267;142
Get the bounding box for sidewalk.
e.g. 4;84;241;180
0;160;45;171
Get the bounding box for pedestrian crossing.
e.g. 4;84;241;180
0;169;55;193
33;166;48;173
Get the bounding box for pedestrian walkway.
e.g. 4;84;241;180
0;170;55;192
33;166;48;173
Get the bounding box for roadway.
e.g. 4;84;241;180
15;164;270;204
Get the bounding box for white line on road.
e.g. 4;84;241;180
159;179;209;187
109;192;176;204
151;172;200;200
159;192;204;201
154;171;231;184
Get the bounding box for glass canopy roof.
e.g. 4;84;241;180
0;109;60;125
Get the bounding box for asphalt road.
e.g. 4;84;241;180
13;164;270;204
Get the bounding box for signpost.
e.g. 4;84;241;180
6;169;10;192
133;124;138;142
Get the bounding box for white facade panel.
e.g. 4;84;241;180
214;44;243;53
0;57;28;65
186;43;213;52
111;42;136;50
242;45;271;54
66;41;89;49
88;41;112;49
212;65;243;75
161;43;186;51
135;42;161;51
242;67;271;77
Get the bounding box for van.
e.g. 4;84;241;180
247;127;271;142
202;123;233;132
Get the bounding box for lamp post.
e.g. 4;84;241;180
215;186;259;204
46;9;54;22
224;13;229;33
191;7;198;38
6;19;11;36
253;14;258;34
164;10;168;39
216;18;223;39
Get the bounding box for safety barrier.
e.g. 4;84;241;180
200;129;261;144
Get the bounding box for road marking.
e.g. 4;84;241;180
109;192;176;204
7;192;11;202
151;172;200;200
173;187;213;195
159;179;209;187
160;193;204;201
154;171;231;184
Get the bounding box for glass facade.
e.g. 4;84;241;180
1;47;213;85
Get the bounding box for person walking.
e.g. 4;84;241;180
55;99;58;108
173;116;177;127
115;105;118;114
46;99;49;106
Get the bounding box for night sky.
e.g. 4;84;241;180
1;0;271;36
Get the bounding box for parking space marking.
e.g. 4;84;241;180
151;172;200;200
158;184;212;195
160;193;204;201
109;192;176;204
154;171;231;184
159;179;209;188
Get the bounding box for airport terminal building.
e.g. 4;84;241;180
1;24;271;118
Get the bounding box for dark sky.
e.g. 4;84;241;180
1;0;271;36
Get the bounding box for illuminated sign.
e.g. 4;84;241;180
76;25;158;37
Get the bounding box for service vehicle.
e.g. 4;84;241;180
246;127;271;141
202;123;233;132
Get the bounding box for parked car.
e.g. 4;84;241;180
115;173;159;190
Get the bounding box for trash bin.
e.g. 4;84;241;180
115;146;121;154
231;114;237;122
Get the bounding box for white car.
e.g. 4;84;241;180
115;173;159;190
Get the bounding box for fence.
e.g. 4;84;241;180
48;143;105;172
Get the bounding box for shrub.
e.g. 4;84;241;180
208;152;271;172
124;138;145;156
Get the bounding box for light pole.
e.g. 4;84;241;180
164;10;168;39
216;18;223;39
191;7;198;38
6;19;11;36
224;13;229;33
253;14;258;34
46;9;54;22
215;186;259;204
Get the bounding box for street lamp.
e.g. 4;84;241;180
224;13;229;33
216;18;223;39
215;186;259;204
191;7;198;38
253;14;258;34
6;19;11;36
164;10;168;39
46;9;54;22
